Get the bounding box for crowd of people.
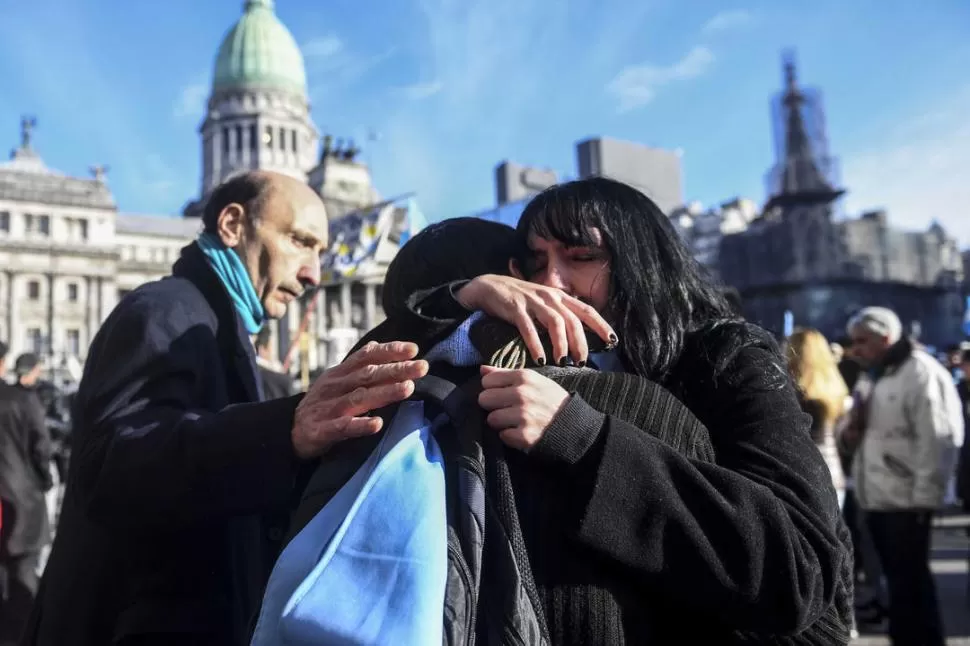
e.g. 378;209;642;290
0;170;966;645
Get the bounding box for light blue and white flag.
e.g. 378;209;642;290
397;198;430;248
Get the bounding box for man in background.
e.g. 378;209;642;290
12;354;42;394
845;307;963;646
0;347;52;645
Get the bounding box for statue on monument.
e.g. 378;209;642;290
90;164;110;183
21;115;37;150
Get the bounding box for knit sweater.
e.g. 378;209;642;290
507;370;716;645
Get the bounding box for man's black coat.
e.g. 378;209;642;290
0;381;51;557
23;243;303;646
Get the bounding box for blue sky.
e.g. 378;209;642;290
1;0;968;243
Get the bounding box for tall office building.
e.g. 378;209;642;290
495;161;558;206
576;137;684;214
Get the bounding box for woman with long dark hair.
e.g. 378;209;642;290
404;177;853;643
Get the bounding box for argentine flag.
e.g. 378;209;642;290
398;198;429;247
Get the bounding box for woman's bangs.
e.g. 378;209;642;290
520;192;601;249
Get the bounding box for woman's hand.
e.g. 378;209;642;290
477;366;570;452
457;274;616;365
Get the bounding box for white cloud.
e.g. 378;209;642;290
303;35;343;59
842;86;970;245
172;81;208;121
701;9;754;35
396;80;444;100
607;46;715;113
304;33;394;100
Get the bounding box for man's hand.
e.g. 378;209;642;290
292;341;429;459
477;365;570;452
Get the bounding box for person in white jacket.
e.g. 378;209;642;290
844;306;963;646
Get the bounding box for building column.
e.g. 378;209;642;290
6;271;15;353
47;272;56;361
85;276;96;350
98;277;111;324
241;120;251;168
211;127;221;190
340;281;352;328
364;283;376;331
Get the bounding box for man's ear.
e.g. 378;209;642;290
215;203;246;248
509;258;526;280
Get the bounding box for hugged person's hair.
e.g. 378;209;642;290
381;217;516;319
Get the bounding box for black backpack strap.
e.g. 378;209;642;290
412;374;475;427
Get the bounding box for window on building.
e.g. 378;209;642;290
26;214;50;236
249;124;258;151
66;329;81;357
291;129;297;153
27;328;43;354
278;127;285;150
235;125;243;153
75;218;89;241
0;211;9;232
264;125;273;148
27;280;40;300
222;127;230;155
67;283;79;302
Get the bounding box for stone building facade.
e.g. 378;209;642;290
0;122;199;371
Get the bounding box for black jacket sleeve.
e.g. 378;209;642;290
73;294;303;530
533;345;845;634
24;392;54;492
402;280;473;332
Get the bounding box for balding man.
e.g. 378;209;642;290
24;172;428;646
845;307;962;646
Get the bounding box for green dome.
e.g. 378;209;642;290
212;0;307;96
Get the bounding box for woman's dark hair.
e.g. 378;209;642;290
515;176;738;381
382;217;516;319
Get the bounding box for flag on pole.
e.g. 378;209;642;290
321;202;394;282
397;198;429;248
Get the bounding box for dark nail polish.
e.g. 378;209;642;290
537;356;546;366
558;357;568;367
577;360;587;368
608;333;618;344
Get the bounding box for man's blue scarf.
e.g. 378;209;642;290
197;232;265;334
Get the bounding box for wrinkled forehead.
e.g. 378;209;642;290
263;189;329;246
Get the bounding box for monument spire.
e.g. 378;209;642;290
764;51;845;210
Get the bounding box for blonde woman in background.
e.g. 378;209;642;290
787;328;851;508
